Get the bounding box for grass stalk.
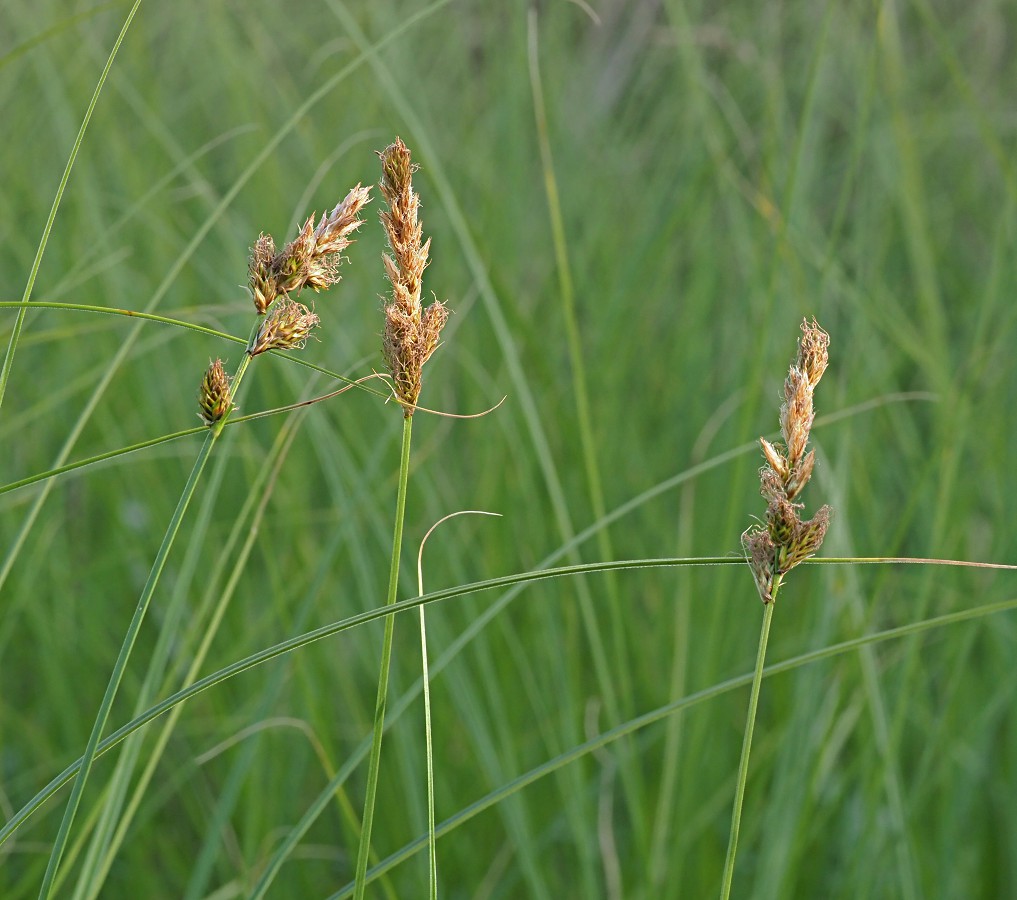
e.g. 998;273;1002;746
353;414;414;900
418;601;437;900
76;403;306;899
0;0;141;412
718;580;779;900
35;344;255;899
5;557;1013;860
36;431;214;899
526;17;646;864
414;520;443;900
724;319;832;897
411;510;499;898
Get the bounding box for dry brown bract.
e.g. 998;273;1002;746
742;318;833;603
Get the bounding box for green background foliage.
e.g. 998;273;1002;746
2;0;1016;896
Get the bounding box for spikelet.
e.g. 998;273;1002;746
377;138;449;415
247;299;321;357
245;184;372;315
198;358;232;427
741;319;832;603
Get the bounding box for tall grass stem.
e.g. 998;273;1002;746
719;581;779;900
6;563;1013;862
36;343;254;899
0;1;141;412
36;432;214;899
418;605;437;900
353;415;414;899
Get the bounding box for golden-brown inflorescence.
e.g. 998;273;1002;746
195;184;369;433
247;184;373;314
378;138;449;415
198;358;232;426
248;298;321;357
742;318;833;603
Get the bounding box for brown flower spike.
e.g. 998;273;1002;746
247;184;372;314
247;298;321;357
378;138;449;415
198;358;232;426
742;319;833;603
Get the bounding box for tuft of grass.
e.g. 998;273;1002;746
3;2;1017;898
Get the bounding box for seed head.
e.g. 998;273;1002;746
246;184;372;314
743;318;833;603
785;448;815;502
377;138;449;415
766;497;800;548
760;438;789;483
198;358;232;426
783;367;815;465
248;299;320;357
248;234;278;314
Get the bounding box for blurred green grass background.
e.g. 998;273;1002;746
2;0;1016;897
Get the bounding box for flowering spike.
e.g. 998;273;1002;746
743;319;832;603
377;138;449;415
248;299;320;357
198;358;232;426
248;234;278;314
245;184;372;314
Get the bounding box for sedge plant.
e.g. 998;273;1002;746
720;318;833;899
353;137;450;900
35;184;371;900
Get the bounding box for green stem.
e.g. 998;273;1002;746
36;347;256;899
9;576;1015;866
214;351;254;437
353;414;414;899
719;579;780;900
0;300;249;342
412;512;442;900
418;605;437;900
1;373;386;500
37;432;214;899
0;1;142;413
526;22;641;837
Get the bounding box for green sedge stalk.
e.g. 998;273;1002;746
8;565;1015;867
719;580;780;900
419;602;437;900
36;338;256;900
353;414;414;900
74;409;305;900
37;431;215;900
0;2;142;413
415;513;454;900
